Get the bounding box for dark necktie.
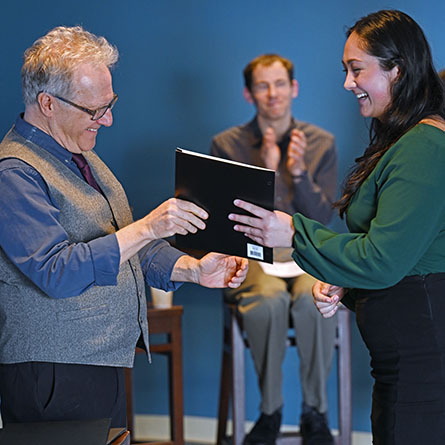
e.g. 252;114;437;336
71;153;104;195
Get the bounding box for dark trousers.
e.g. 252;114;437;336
0;362;127;428
355;273;445;444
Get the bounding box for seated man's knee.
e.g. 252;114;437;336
291;275;323;317
240;286;290;311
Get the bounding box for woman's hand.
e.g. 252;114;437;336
312;280;345;318
228;199;295;248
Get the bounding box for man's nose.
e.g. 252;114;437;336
97;108;113;127
268;84;277;96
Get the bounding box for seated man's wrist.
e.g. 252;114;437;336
292;168;307;180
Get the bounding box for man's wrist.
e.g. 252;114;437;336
291;168;307;180
171;255;200;283
137;215;157;243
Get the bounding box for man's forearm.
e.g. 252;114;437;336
115;218;156;264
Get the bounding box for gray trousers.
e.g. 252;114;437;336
224;261;336;415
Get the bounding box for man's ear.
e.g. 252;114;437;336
37;92;56;117
292;79;299;99
243;87;254;104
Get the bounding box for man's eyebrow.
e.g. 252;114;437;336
90;96;115;109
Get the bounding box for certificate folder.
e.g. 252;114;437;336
175;148;274;263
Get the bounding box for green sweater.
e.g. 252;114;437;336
292;124;445;290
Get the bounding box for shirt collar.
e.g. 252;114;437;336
13;114;75;164
248;116;299;149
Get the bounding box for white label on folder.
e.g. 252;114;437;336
247;243;264;261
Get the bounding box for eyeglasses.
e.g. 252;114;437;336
252;79;290;94
54;93;118;121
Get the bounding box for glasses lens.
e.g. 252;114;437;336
92;95;118;121
92;106;109;121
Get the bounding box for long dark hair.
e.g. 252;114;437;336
335;10;445;218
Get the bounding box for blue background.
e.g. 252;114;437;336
1;0;444;434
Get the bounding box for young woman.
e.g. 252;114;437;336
228;10;445;444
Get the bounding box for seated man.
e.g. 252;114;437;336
211;54;338;445
0;26;247;428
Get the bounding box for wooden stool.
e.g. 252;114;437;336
217;304;352;445
126;305;184;445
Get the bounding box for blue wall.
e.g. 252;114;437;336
1;0;444;434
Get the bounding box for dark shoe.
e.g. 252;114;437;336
243;407;282;445
300;405;334;445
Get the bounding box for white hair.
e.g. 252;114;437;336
22;26;119;105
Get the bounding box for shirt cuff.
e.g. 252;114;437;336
139;240;186;291
89;233;120;286
291;168;309;183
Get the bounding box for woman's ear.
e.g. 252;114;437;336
390;64;401;83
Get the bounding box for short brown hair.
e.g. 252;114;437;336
243;54;294;92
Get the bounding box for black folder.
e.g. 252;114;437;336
175;148;275;263
0;418;114;445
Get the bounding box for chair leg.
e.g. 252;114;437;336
217;346;231;445
336;308;352;445
168;325;184;445
231;310;246;445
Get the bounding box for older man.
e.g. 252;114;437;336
0;26;247;428
211;54;337;445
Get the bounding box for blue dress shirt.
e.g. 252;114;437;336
0;116;184;299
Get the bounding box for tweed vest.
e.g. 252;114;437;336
0;128;149;367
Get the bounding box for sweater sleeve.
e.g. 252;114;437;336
291;126;445;289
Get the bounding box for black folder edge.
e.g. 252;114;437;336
174;147;275;263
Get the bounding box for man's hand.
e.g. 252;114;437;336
260;127;281;171
197;253;248;288
228;199;294;248
171;253;249;288
286;128;307;177
312;280;345;318
116;198;208;264
143;198;208;240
